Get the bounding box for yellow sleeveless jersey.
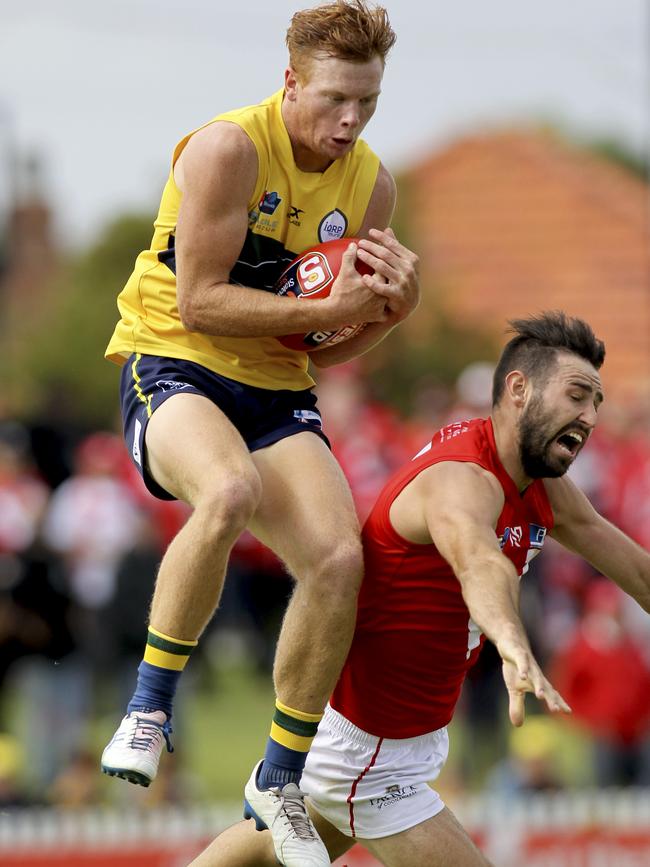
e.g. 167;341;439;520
105;89;381;391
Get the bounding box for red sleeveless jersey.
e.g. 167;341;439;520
330;417;554;738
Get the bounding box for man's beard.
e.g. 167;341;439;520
518;395;572;479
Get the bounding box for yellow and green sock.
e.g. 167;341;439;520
127;626;198;720
257;699;323;789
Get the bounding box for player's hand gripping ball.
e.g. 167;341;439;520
274;238;373;351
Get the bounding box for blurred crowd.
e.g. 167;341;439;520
1;362;649;810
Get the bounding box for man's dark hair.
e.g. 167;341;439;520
492;311;605;406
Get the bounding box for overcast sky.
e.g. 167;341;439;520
1;0;647;247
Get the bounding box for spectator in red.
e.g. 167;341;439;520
551;579;650;786
598;405;650;550
315;362;413;523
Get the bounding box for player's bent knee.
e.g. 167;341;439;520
195;473;262;539
303;540;364;597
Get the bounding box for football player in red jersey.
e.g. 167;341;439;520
189;311;650;867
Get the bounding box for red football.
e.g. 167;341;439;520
274;238;373;351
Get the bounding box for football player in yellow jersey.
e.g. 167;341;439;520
101;4;419;864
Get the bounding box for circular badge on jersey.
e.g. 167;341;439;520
318;208;348;243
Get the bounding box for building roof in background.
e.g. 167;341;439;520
405;129;649;402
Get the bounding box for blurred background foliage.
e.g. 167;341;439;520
6;215;153;428
1;127;646;431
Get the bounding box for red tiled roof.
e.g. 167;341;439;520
403;129;650;401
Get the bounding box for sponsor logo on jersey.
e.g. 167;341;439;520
370;785;418;810
288;205;304;226
255;216;279;234
155;380;191;392
529;523;547;549
318;208;348;242
501;525;523;548
259;191;282;215
499;524;547;574
439;421;470;442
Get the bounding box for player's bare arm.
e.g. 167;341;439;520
311;164;420;366
391;460;570;725
174;122;389;338
546;475;650;613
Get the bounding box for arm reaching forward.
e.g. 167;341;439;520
390;460;571;726
545;475;650;613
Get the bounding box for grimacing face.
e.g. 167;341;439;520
517;353;604;479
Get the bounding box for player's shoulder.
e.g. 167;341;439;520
543;474;594;526
420;457;501;489
185;120;257;162
409;455;504;514
175;121;258;192
374;162;396;196
366;162;396;214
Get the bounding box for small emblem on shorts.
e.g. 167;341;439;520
133;418;142;467
293;409;322;425
370;785;417;810
156;380;191;392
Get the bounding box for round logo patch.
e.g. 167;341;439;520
318;209;348;243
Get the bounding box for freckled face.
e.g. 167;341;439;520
283;53;384;171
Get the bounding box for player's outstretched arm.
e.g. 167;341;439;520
546;475;650;613
395;461;570;725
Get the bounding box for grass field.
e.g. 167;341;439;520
4;649;593;807
184;662;276;801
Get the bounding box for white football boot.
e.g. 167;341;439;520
244;760;331;866
101;710;172;787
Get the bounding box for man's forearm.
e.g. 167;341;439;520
178;281;353;337
458;558;527;648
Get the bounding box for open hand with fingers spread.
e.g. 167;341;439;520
356;227;420;323
498;636;571;727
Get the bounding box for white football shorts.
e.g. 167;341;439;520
301;704;449;840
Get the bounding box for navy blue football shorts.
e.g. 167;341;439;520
119;353;330;501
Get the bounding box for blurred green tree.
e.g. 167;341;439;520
9;214;153;427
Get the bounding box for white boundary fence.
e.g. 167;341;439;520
0;802;241;848
0;789;649;866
